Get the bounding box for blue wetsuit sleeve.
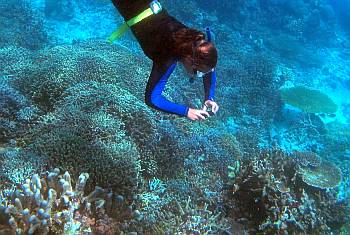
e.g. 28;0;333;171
203;69;217;101
145;61;189;116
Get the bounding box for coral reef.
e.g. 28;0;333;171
0;0;47;50
165;197;231;234
2;42;148;112
0;169;136;234
1;42;188;184
297;159;342;189
0;147;45;186
24;101;143;196
129;154;233;234
270;106;327;153
225;148;349;234
1;1;350;232
0;73;40;144
217;52;284;143
281;86;338;114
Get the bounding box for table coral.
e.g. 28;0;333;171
297;160;342;189
281;86;338;114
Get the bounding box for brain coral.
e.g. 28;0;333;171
281;86;338;114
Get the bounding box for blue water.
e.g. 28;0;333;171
331;0;350;31
1;0;350;234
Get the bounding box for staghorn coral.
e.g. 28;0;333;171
0;169;136;234
173;197;231;234
135;194;231;234
127;142;233;233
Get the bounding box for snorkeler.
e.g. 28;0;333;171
110;0;219;121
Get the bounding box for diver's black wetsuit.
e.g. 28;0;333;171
111;0;216;116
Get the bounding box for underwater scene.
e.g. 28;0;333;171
1;0;350;234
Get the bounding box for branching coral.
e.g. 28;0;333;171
225;148;348;234
139;196;231;234
0;169;135;234
0;147;45;186
129;149;231;234
173;197;231;234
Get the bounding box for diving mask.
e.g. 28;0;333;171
194;68;214;78
189;68;214;83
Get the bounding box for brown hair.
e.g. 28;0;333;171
193;41;218;69
172;28;218;68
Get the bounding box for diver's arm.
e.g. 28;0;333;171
203;69;217;101
145;60;189;116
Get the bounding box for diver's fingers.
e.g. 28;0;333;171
198;111;210;120
189;115;198;121
213;104;219;113
197;114;206;120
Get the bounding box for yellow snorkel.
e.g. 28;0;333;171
108;0;162;43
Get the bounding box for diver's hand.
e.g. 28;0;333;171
202;100;219;115
187;108;210;121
